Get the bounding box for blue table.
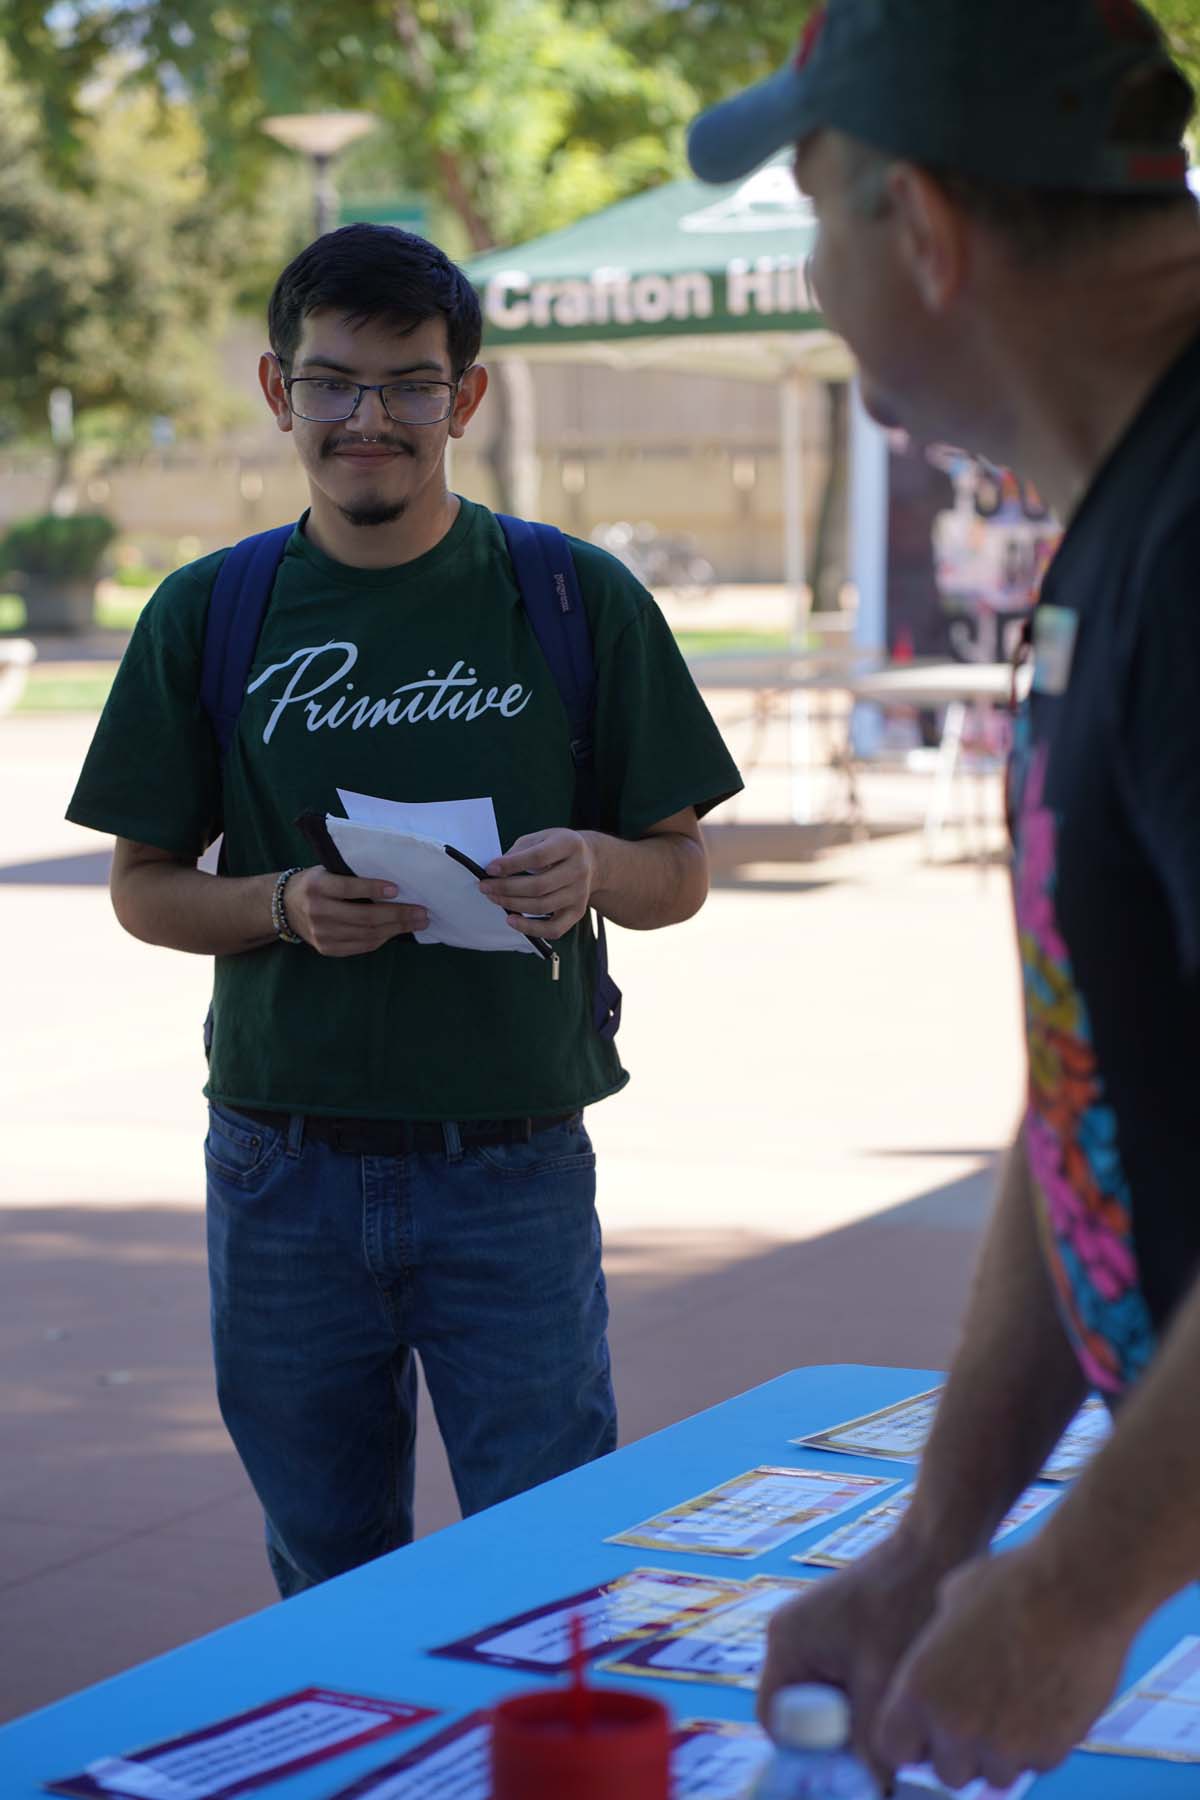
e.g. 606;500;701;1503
2;1365;1196;1797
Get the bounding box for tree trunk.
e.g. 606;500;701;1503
809;381;850;612
47;441;78;516
431;153;537;518
387;10;539;520
484;357;539;518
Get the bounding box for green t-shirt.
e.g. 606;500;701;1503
68;500;743;1119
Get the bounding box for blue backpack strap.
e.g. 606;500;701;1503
198;522;295;1063
200;522;296;761
496;513;622;1041
495;515;595;794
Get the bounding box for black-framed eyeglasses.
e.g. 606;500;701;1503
283;374;462;425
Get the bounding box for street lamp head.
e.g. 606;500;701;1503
261;112;377;160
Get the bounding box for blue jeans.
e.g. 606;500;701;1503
204;1102;617;1598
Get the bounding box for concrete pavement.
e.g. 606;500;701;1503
0;705;1023;1724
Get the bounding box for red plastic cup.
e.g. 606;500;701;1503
491;1686;671;1800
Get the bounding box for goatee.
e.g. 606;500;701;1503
337;499;409;528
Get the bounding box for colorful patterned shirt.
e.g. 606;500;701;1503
1009;330;1200;1396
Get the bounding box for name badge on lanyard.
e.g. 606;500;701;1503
1033;605;1078;696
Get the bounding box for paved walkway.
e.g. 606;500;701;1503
0;707;1023;1724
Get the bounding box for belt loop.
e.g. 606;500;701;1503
517;1116;533;1144
442;1120;463;1162
285;1113;305;1159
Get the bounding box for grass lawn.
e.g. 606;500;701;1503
17;668;118;712
95;587;153;630
675;628;790;657
3;596;790;714
0;585;152;637
2;582;145;712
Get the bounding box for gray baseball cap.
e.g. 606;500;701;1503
687;0;1193;195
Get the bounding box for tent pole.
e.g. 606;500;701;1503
781;367;808;640
849;378;891;756
781;367;814;823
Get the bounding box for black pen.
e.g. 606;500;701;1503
444;844;560;975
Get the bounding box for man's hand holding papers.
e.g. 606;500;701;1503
480;827;598;941
281;867;427;958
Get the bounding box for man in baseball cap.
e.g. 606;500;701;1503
691;3;1200;1792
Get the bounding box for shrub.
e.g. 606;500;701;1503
0;513;118;580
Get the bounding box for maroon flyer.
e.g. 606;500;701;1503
324;1711;492;1800
46;1686;439;1800
428;1566;745;1675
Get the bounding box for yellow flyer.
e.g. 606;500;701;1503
606;1465;895;1559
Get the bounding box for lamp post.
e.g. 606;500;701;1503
260;111;377;239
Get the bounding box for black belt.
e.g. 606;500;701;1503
234;1106;579;1156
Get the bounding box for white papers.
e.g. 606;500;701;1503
431;1568;744;1672
1085;1635;1200;1761
86;1763;204;1800
668;1722;1034;1800
1039;1396;1111;1481
795;1482;1060;1570
897;1769;1035;1799
793;1390;1110;1483
63;1695;427;1800
601;1576;813;1689
672;1718;771;1797
465;1575;683;1665
991;1483;1064;1534
325;1716;492;1800
324;817;537;957
337;790;502;870
793;1388;945;1461
607;1466;896;1559
100;1701;385;1792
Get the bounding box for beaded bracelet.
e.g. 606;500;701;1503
271;866;304;945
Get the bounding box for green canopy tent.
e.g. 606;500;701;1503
464;160;882;621
466;159;839;361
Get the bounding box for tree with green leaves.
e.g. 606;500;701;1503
1149;0;1200;89
0;50;284;498
3;0;1193;512
3;0;1195;260
1;0;738;503
2;1;706;254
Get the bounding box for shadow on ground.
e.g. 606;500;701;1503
0;1158;995;1723
0;851;113;887
710;872;836;895
19;629;131;664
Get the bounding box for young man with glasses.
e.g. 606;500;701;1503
67;225;742;1597
691;0;1200;1790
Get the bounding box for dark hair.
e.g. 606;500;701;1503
930;176;1195;262
267;223;482;376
